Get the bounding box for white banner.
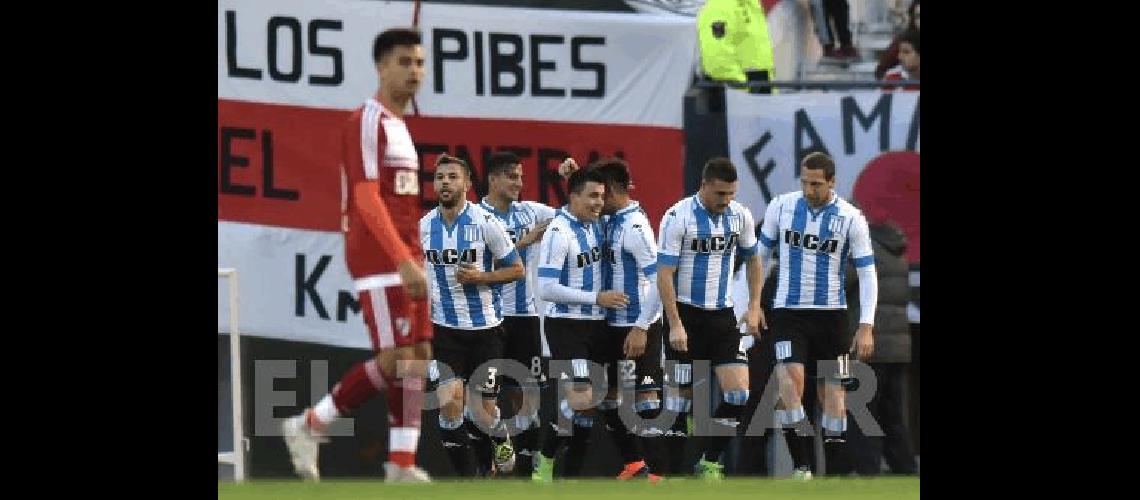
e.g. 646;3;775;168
217;222;556;347
218;223;371;349
726;90;920;321
218;0;697;127
726;90;920;221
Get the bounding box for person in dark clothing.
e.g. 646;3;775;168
843;221;918;475
822;0;858;59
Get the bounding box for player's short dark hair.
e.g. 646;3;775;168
435;154;471;179
899;29;920;54
702;157;738;183
373;28;422;63
567;166;606;195
801;152;836;180
592;157;631;193
487;151;522;177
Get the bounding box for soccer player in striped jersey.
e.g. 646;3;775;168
530;167;631;481
760;152;876;479
420;155;524;477
281;27;432;483
594;159;666;481
478;151;559;476
657;158;765;480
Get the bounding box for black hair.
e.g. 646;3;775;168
434;154;472;179
801;151;836;180
567;166;606;195
373;28;422;63
487;151;522;178
702;157;738;183
592;157;631;193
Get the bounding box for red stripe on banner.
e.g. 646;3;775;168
218;100;347;232
218;99;684;233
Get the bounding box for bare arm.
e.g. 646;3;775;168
657;264;682;328
741;252;767;335
658;264;687;352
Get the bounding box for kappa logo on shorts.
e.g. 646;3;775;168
395;317;411;337
641;375;655;386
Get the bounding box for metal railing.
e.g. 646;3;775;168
694;80;920;91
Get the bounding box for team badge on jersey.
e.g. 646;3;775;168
394;169;419;195
828;215;846;233
395;317;411;337
711;21;726;39
463;224;482;241
729;214;742;233
609;224;624;243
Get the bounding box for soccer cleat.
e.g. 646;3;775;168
493;437;516;474
281;410;327;481
617;460;662;483
696;457;724;481
383;462;432;483
531;452;555;482
791;465;813;481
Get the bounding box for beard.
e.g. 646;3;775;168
439;195;459;209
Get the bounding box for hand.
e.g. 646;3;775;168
740;306;765;338
397;260;428;299
455;263;483;285
624;327;648;358
517;219;551;248
668;321;688;352
596;290;630;308
851;324;874;362
558;157;580;178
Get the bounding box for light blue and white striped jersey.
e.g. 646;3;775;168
602;202;663;328
758;191;873;309
480;198;557;316
657;195;758;310
420;201;520;329
537;208;606;320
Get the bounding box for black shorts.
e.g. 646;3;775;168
664;302;749;368
430;322;505;396
771;308;849;371
499;315;545;388
603;319;666;392
543;317;608;382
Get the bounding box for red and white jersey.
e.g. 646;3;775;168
341;98;422;287
883;66;919;91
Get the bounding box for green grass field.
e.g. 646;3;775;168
219;477;919;499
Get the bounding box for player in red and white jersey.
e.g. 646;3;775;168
282;27;432;483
